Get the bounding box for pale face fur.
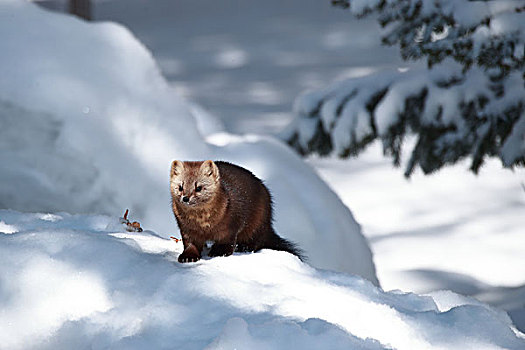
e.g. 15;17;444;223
170;160;220;208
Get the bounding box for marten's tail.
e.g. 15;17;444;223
265;230;306;261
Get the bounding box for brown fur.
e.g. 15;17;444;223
170;160;302;262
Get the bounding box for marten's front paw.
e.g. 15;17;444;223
208;243;235;257
178;246;201;263
178;255;200;263
178;253;200;263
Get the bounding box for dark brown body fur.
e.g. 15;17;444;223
170;160;302;263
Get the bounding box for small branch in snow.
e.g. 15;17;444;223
119;209;143;232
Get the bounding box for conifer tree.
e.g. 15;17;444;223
285;0;525;176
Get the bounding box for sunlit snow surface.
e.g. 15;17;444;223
310;143;525;332
2;0;524;346
93;0;525;334
0;210;524;350
0;0;376;282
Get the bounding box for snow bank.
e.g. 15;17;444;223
0;210;523;349
309;144;525;331
0;1;376;282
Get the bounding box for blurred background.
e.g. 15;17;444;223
38;0;410;134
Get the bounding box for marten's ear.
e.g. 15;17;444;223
200;160;219;179
171;160;184;177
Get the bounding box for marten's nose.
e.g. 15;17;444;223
182;196;190;203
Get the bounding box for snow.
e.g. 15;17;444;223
0;0;376;283
3;0;525;347
268;0;525;330
1;209;524;349
0;220;17;234
310;144;525;332
94;0;399;136
93;0;525;338
289;57;525;172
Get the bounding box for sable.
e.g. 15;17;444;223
170;160;303;263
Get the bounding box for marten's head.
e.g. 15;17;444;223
170;160;220;207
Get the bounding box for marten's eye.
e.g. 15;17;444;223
195;185;202;192
178;185;183;191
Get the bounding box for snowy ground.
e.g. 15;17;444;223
2;0;522;346
1;209;524;349
93;0;525;333
1;0;377;281
310;145;525;332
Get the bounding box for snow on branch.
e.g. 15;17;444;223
285;0;525;176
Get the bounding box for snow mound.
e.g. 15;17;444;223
0;210;523;349
0;1;376;282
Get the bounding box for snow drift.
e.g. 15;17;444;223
0;1;376;282
0;210;524;349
